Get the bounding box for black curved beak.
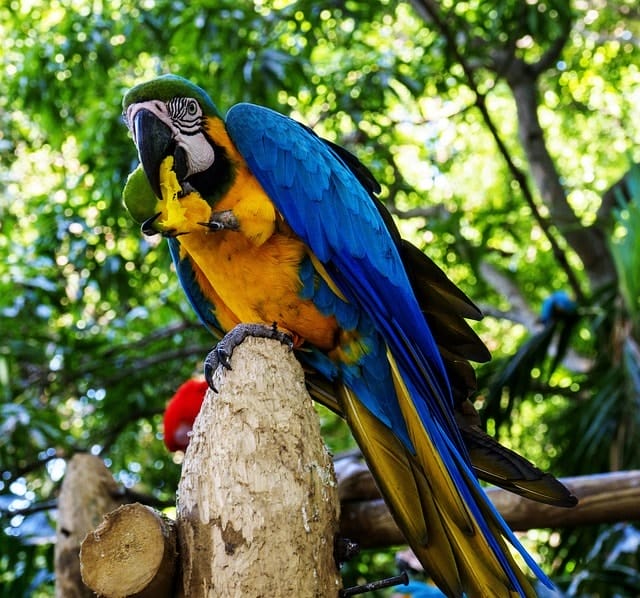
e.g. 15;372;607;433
132;109;173;199
141;212;162;236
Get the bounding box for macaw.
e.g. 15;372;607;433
122;75;576;597
163;378;209;451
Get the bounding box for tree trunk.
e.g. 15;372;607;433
55;453;128;598
409;0;616;293
176;336;341;597
504;68;616;292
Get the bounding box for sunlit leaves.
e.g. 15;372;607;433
610;164;640;331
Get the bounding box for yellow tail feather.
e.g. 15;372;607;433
338;356;539;598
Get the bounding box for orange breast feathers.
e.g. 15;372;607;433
156;148;339;351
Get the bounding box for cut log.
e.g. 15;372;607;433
488;470;640;531
79;502;178;598
177;336;342;597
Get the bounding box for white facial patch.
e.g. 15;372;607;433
181;134;215;176
126;100;216;177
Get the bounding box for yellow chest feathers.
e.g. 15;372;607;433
155;156;337;348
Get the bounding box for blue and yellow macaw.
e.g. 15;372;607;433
122;75;576;597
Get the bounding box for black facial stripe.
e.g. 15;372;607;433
178;121;205;136
167;97;202;134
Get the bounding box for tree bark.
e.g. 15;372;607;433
176;336;341;597
55;453;128;598
79;503;178;598
71;456;640;594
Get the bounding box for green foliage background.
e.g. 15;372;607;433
1;1;639;595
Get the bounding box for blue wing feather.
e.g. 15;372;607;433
168;238;224;338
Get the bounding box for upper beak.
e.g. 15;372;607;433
132;109;173;199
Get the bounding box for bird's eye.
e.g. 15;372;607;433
187;100;198;115
168;97;201;133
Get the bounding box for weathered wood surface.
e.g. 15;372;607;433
177;337;342;597
80;502;178;598
55;453;127;598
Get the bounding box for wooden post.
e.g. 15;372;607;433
177;336;342;597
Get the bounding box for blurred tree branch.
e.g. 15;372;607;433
336;455;640;548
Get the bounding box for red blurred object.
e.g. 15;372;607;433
163;379;208;451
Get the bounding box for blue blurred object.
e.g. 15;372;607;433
540;291;577;324
393;580;449;597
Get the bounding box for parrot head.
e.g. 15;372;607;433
163;378;209;452
122;75;234;235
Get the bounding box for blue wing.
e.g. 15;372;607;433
226;103;550;596
226;103;459;440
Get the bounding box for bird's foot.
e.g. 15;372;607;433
198;209;239;232
204;323;294;390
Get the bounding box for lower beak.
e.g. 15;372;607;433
141;212;162;236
